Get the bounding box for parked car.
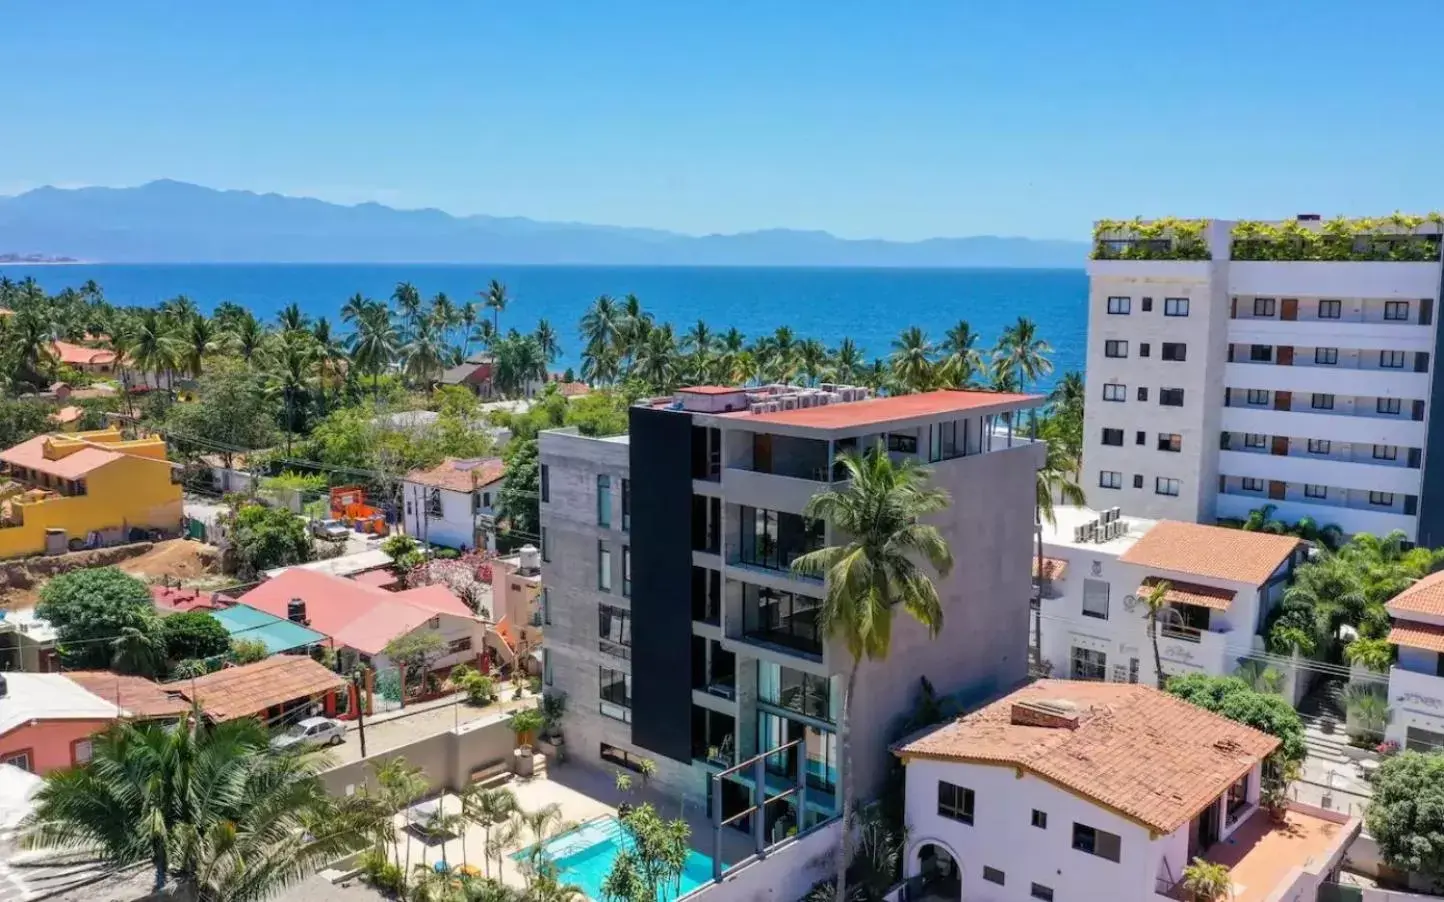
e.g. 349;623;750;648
310;518;350;541
271;716;346;750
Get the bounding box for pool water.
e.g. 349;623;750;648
513;816;718;901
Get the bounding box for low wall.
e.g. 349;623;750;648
1262;802;1361;902
320;712;516;799
680;818;840;902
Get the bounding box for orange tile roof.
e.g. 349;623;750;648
404;457;505;493
51;406;84;425
1139;576;1237;612
721;388;1043;431
186;656;345;722
1385;570;1444;618
897;680;1279;834
1120;521;1300;586
1388;620;1444;653
0;434;122;480
52;340;116;366
1033;557;1068;581
63;671;192;719
557;381;591;398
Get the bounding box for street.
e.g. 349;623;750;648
330;690;535;765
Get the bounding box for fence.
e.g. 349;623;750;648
1292;778;1373;820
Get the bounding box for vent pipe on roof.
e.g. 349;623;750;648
287;598;307;625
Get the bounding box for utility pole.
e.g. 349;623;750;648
352;668;368;758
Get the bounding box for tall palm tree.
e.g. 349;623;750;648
130;310;184;395
263;330;318;454
683;319;714;357
103;324;138;417
632;324;680;393
160;294;199;324
348;305;400;399
516;803;572;880
20;716;362;899
276;302;310;334
393;282;424;335
339;292;371;327
372;757;429;876
311;317;348;408
791;447;953;902
938;320;984;388
401;323;448;390
483;280;510;334
992;316;1054;434
1141;579;1173;690
110;626;164;677
431;292;459;343
226;311;268;363
831;337;864;384
492;332;549;397
459;301;481;358
581;343;620;387
889;326;934;393
534;319;561;364
580;295;623;358
797;338;828;386
182;316;221;378
1048;370;1085;420
617;294;653;374
462;785;518;877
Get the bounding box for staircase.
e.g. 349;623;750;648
1297;676;1354;766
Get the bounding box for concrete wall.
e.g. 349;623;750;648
0;718;110;775
319;713;516;799
404;485;476;550
681;818;840;902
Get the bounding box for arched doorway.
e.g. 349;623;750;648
913;842;962;901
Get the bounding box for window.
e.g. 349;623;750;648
1105;340;1128;358
1157;433;1181;452
1165;297;1190;317
1156;477;1181;496
540;464;550;503
1242;477;1264;492
1135;431;1145;445
1315;347;1338;365
937;781;974;825
1311;393;1335;410
597;474;612;527
1107;296;1130;315
621;479;631;531
1305;484;1328;499
1031;810;1048;829
1137;387;1149;402
1385;301;1410;321
1318;299;1342;319
426;488;443;519
541;527;551;562
1245;433;1266;449
598;542;612;591
428;615;441;629
1098;470;1122;490
1254;297;1276;317
1307;439;1331;454
541;587;551;625
1070;646;1107;681
72;739;93;765
1031;885;1054;902
1142;297;1154;311
1101;428;1123;446
1073;823;1122;862
1381;350;1406;369
622;546;632;596
1227;773;1251;825
886;433;918;453
601;743;647;772
1370;491;1395;507
1102;383;1125;402
599;604;632;659
1374;444;1399;461
1160;388;1185;407
1161;342;1187;361
1373;398;1402;417
543;649;553;686
1133;474;1143;489
1;751;31;772
1250;344;1273;362
1139;342;1151;357
1246;389;1269;406
448;636;473;654
599;667;632;722
983;867;1005;886
1082;578;1109;620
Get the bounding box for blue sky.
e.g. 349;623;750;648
2;1;1440;241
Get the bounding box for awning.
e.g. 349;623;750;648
1033;557;1068;581
1388;621;1444;654
1137;577;1236;612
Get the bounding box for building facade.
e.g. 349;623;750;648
540;385;1044;836
1384;571;1444;751
1082;217;1444;543
402;457;504;552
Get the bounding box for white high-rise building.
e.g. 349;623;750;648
1082;216;1444;543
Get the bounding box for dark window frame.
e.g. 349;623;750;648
937;780;975;825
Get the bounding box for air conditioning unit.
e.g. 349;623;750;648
750;403;766;414
1073;525;1087;543
820;383;836;393
765;402;780;413
1108;506;1121;523
782;397;798;410
797;394;813;408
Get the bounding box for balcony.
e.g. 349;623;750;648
1220;405;1426;448
1216;493;1416;539
1155;624;1234;676
1227;260;1442;299
1225;361;1430;399
598;638;631;661
1227;316;1435;353
1086;258;1213;281
1218;449;1421;496
723;467;837;515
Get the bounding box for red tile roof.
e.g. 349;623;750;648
235;568;473;655
0;434;122;480
52;340;116;367
63;671;192;719
404;457;505;493
1385;570;1444;618
557;381;591;398
721;389;1042;431
186;656;346;722
1139;577;1238;612
679;385;745;395
1388;620;1444;653
51;406;84;425
351;568;401;590
151;585;221;612
1121;521;1301;586
1033;557;1068;581
898;680;1279;834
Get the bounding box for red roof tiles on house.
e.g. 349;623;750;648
1388;621;1444;653
1139;577;1238;612
0;434;122;480
1120;521;1301;586
721;389;1042;431
186;656;346;722
63;671;192;719
404;457;505;493
1385;570;1444;618
52;340;116;367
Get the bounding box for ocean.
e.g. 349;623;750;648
0;264;1088;386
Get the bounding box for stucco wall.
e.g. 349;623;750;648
0;453;182;558
682;818;840;902
320;712;516;798
0;718;111;775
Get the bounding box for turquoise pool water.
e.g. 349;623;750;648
513;816;717;901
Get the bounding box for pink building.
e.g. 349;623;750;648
0;673;120;774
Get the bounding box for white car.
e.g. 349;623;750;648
271;717;346;750
310;518;351;540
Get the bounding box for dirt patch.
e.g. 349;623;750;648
117;539;220;582
0;539;221;611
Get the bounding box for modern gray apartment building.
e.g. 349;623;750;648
538;383;1044;836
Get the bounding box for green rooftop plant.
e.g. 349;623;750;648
1231;213;1444;262
1092;217;1212;261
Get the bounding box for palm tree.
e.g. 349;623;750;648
263;330;318;454
182;316;221;378
1048;370;1085;421
160;294;199;324
130;309;184;395
311;317;348;408
393;282;424;335
459;301;481;358
534;319;561;364
483;280;510;334
683;319;713;357
110;626;163;677
831;337;864;384
276;302;310;334
1033;438;1085;667
102;325;137;416
797;338;828;386
401;323;448;390
349;304;400;398
1181;859;1232;902
226;311;268;362
992;317;1054;434
339;292;371;327
373;757;428;876
791;447;953;902
632;324;680;393
431;292;459;342
462;785;518;877
889;326;934;393
937;320;984;388
1141;580;1172;690
579;295;623;359
580;342;620;388
20;716;362;899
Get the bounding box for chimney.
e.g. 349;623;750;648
287;598;307;625
1011;700;1081;730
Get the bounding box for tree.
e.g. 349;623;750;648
1367;751;1444;887
937;320;984;388
1165;674;1307;765
383;630;448;691
888;326;934;393
372;757;429;879
564;391;629;438
20;716;364;899
791;446;953;902
1181;858;1232;902
462;785;518;878
158;610;231;662
230;502;314;577
36;567;162;671
1140;579;1172;690
498;439;541;543
0;398;55;449
164;359;279;469
992;316;1053;434
600;804;691;902
483;280;510;334
230;637;269;664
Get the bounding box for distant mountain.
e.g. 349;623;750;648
0;180;1087;267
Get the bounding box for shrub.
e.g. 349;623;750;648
433;547;460;560
357;849;404;892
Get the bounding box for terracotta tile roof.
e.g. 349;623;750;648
897;680;1279;834
1388;620;1444;653
52;340;116;367
63;671;191;719
1120;521;1301;586
51;406;84;425
186;656;345;722
720;389;1043;432
151;585;221;612
404;457;505;493
0;434;122;480
1139;577;1237;612
557;381;591;398
1033;557;1068;581
1385;570;1444;618
351;568;401;590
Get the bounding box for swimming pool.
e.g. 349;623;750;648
513;816;718;901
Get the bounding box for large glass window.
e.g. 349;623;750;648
758;712;837;793
621;478;631;531
599;667;631;722
1082;579;1109;620
597;474;611;527
1070;647;1107;681
599;604;631;660
622;546;632;597
742;584;823;656
738;506;823;572
598;542;612;591
758;662;834;722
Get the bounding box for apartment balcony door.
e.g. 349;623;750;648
753;434;773;474
1268;480;1286;500
1276;346;1294;366
1281;298;1298;321
1271;436;1289;456
1273;391;1291;412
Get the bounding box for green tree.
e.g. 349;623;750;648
461;785;518;878
383;630;448;691
599;804;691;902
888;326;934;393
1366;751;1444;888
230;637;269;664
230;502;314;577
164;359;279;470
564;391;629;438
157;610;231;662
1165;674;1307;765
36;567;161;671
0;398;55;449
790;446;953;902
20;716;363;899
498;439;541;543
992;316;1053;433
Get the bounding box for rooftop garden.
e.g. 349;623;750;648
1091;217;1211;261
1230;213;1444;262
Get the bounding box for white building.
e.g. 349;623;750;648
895;680;1358;902
1035;508;1303;688
402;457;505;552
1384;570;1444;751
1083;216;1444;544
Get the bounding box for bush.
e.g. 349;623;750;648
158;610;231;661
230;637;269;664
381;534;419;560
1367;751;1444;884
230;503;312;576
36;567;161;671
357;849;404;893
1165;674;1307;765
433;547;460;560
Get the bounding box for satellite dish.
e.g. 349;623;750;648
1122;594;1139;612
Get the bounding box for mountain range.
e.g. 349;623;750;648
0;180;1087;267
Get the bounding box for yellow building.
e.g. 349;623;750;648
0;428;183;559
